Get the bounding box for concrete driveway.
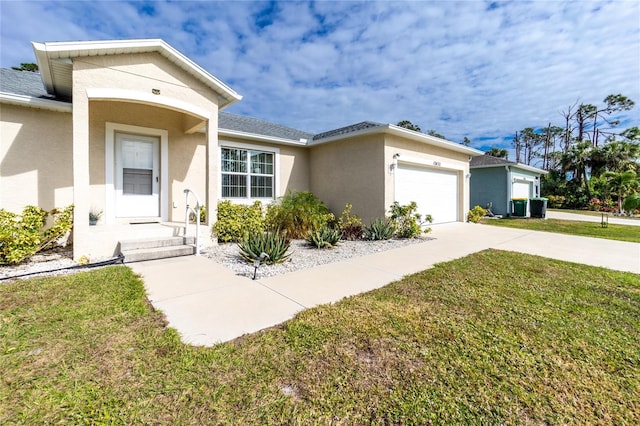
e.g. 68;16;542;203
130;222;639;346
546;210;640;226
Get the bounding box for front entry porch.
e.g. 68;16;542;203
85;220;209;262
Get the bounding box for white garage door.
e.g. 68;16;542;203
512;181;532;199
395;164;459;225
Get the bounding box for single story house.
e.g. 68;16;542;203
1;39;482;260
469;155;548;216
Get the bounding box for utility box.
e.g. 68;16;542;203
530;197;548;218
511;198;528;217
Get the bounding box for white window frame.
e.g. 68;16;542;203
219;141;280;203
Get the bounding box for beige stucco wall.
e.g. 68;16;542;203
384;135;472;222
0;104;73;213
72;51;221;258
309;135;386;223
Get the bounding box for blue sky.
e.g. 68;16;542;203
1;0;639;152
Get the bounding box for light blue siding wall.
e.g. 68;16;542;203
470;168;509;215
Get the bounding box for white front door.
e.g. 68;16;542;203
115;132;160;218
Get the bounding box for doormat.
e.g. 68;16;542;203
129;221;160;225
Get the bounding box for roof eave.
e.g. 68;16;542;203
309;124;484;156
218;128;309;146
0;92;72;113
471;162;548;174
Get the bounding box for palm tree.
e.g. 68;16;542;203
592;141;640;175
603;170;639;213
560;141;593;199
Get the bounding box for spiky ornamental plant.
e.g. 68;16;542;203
238;231;291;265
306;226;341;248
364;218;395;241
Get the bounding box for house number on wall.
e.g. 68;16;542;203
433;161;442;166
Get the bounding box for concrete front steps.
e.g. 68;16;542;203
119;236;196;263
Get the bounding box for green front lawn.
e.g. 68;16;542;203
2;252;639;424
481;217;640;243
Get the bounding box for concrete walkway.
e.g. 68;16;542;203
129;223;640;346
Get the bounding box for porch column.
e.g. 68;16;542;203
72;89;91;260
205;112;219;236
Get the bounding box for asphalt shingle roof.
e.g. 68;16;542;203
1;68;395;145
470;155;515;167
218;112;313;142
312;121;384;141
0;68;55;99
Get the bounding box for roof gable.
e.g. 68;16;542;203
470;155;547;174
32;39;241;107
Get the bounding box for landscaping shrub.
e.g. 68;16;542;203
189;205;206;223
238;231;291;265
467;205;487;223
306;225;341;248
623;194;640;214
265;191;335;238
364;218;395;241
338;203;364;240
389;201;431;238
213;201;264;243
0;205;74;265
546;195;566;208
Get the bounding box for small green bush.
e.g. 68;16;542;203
546;195;566;208
306;226;341;248
238;231;291;265
389;201;431;238
0;204;74;265
364;218;395;241
189;205;207;223
213;201;264;243
623;194;640;213
467;205;487;223
266;191;335;239
338;203;364;240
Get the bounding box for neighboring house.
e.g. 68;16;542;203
1;39;482;260
469;155;548;216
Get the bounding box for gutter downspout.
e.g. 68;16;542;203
505;166;511;216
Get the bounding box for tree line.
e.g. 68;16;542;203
494;94;639;212
397;93;640;213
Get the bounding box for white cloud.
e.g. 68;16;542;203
1;0;638;150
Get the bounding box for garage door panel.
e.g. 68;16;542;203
396;164;458;225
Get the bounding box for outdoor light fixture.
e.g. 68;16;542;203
252;252;270;280
390;153;400;174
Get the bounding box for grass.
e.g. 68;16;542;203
480;217;640;243
1;252;639;424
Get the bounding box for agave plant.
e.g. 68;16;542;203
238;231;291;265
364;218;395;241
306;226;341;248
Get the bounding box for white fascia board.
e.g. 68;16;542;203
308;124;484;156
31;39;242;107
0;92;72;113
472;162;547;174
218;128;308;146
387;125;484;156
512;163;548;174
